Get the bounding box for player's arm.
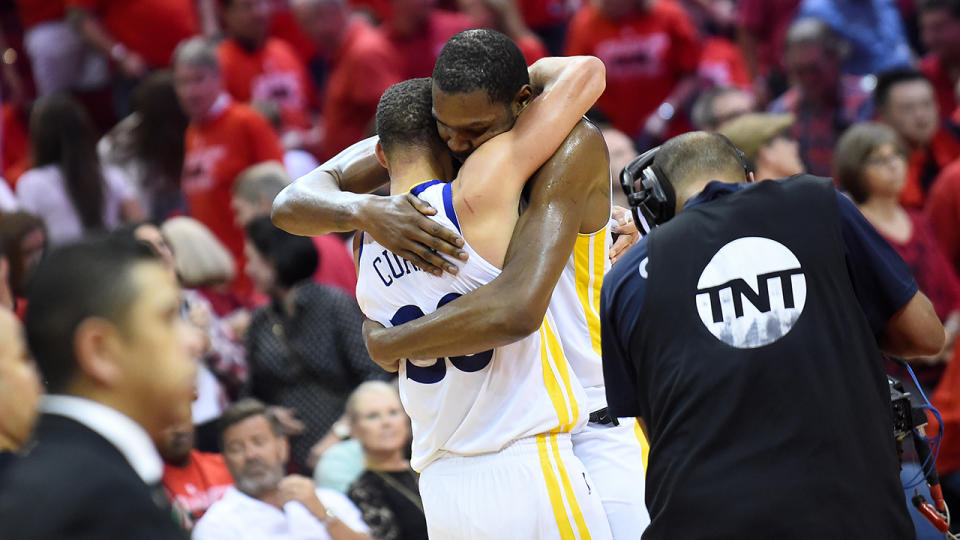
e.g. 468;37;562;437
271;137;466;275
363;122;609;364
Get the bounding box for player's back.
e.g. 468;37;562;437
356;180;587;471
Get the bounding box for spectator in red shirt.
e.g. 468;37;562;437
875;69;960;210
174;37;285;305
926;159;960;275
231;161;358;297
160;420;235;529
291;0;402;158
381;0;476;79
456;0;548;64
768;18;872;177
517;0;569;55
217;0;316;142
735;0;800;103
693;0;750;90
565;0;701;142
918;0;960;123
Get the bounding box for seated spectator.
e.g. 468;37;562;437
243;217;387;473
346;382;427;540
690;86;755;131
381;0;476;79
0;212;47;316
173;37;285;305
693;0;750;90
456;0;548;64
217;0;316;140
565;0;701;142
160;419;235;529
16;94;144;244
315;438;365;493
769;18;872;176
291;0;402;158
232;161;357;296
875;69;960;210
718;112;805;181
0;305;42;478
834;122;960;393
193;398;372;539
797;0;912;75
918;0;960;122
0;237;196;539
99;71;190;221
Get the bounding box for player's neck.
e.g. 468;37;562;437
389;159;449;195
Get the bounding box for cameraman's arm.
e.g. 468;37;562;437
880;292;945;358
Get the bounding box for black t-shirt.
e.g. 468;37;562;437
601;177;919;539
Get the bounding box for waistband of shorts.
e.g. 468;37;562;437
432;433;573;467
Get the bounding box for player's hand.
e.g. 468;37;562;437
610;205;639;264
359;193;467;276
267;406;306;436
278;475;328;521
362;318;400;372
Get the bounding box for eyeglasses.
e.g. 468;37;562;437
864;152;906;168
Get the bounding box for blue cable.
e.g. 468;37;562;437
901;363;945;490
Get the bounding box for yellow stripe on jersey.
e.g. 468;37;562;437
543;317;579;432
549;433;592;540
407;179;436;193
574;232;606;356
635;420;650;472
537;434;577;540
540;324;571;431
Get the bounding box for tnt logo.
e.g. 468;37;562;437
695;237;807;348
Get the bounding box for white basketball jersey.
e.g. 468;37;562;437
547;213;612;413
356;180;587;472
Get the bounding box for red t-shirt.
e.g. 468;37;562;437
518;0;568;29
385;11;476;79
564;1;700;138
735;0;801;76
163;450;234;523
68;0;197;68
920;54;958;124
323;20;401;158
312;234;357;298
14;0;66;29
268;8;319;67
900;127;960;210
516;34;548;65
698;36;751;90
183;98;284;302
217;37;315;133
926;159;960;275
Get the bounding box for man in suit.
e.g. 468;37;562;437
0;236;197;539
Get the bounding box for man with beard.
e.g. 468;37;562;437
193;399;371;540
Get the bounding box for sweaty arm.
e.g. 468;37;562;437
364;122;610;363
272;137;466;275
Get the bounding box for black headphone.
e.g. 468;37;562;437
619;136;748;236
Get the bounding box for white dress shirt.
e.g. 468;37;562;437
41;394;163;484
192;486;370;540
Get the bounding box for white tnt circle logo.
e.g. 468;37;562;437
695;237;807;348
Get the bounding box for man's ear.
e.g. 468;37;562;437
513;85;534;114
375;141;390;172
73;318;124;388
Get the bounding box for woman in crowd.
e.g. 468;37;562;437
16;94;143;244
99;71;190;221
0;212;46;316
834;121;960;393
243;216;387;473
346;381;427;540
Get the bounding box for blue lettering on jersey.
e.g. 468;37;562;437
373;249;422;287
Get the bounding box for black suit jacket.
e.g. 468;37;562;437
0;414;187;539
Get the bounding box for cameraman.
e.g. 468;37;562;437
601;131;945;539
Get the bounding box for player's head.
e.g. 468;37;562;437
375;78;451;177
653;131;751;211
432;29;532;162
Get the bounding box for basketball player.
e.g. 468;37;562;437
358;54;608;537
273;30;650;537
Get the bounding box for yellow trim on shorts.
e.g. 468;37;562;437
542;317;579;431
635;419;650;472
549;432;592;540
537;434;577;540
574;232;606;356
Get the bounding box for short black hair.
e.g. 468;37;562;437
245;216;318;288
376;78;443;155
874;69;932;110
219;398;284;449
918;0;960;18
433;29;530;105
25;235;159;393
653;132;747;189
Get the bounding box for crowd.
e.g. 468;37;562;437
0;0;958;538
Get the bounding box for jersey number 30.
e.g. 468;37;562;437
391;293;494;384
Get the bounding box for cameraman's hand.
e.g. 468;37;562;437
360;194;467;276
610;205;640;264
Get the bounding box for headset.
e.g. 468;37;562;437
619;136;749;237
